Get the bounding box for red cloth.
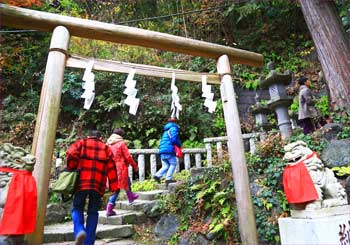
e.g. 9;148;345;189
0;167;37;235
282;152;319;204
66;137;119;195
109;140;138;190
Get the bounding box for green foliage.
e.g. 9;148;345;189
331;112;350;125
290;97;299;114
132;139;143;149
131;180;157;192
247;130;326;244
247;133;287;244
159;162;240;244
173;170;190;182
337;126;350;139
289;132;327;153
64;215;72;222
245;79;260;90
4;0;342;149
260;100;268;106
0;29;50;145
267;114;277;128
168;233;179;245
212;100;226;136
336;0;350;31
1;90;39;145
332;166;350;177
182;140;203;148
315;95;329;117
48;192;61;204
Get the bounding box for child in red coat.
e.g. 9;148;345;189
106;128;139;216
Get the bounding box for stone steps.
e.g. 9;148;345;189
43;189;168;244
43;222;133;243
114;199;159;211
45;238;136;245
135;189;168;200
99;209;146;225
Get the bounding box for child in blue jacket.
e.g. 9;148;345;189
153;117;182;186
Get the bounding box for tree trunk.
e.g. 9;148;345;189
299;0;350;115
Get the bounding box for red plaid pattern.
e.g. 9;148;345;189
66;137;118;195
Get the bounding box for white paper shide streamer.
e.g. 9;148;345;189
81;60;95;110
124;69;140;115
170;72;182;119
202;75;217;113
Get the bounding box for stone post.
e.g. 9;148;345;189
205;143;212;167
195;153;201;168
184;154;191;170
138;154;145;181
150;154;157;177
259;62;293;140
251;92;271;131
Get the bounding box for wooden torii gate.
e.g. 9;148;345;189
0;4;263;244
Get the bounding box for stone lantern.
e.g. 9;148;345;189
251;92;271;131
259;62;293;140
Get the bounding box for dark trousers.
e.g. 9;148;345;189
72;190;102;245
299;118;315;135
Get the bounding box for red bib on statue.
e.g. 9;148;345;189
0;167;37;235
282;161;318;204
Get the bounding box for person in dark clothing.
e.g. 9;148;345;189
298;76;318;135
66;130;119;245
153;118;182;186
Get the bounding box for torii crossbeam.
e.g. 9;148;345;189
0;3;263;245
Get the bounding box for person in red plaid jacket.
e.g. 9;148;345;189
66;130;119;245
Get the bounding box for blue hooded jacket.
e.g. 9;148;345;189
158;122;182;155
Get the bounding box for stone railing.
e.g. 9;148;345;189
128;133;262;182
128;148;206;182
203;132;261;166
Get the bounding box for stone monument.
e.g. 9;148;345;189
278;141;350;244
251;92;271;131
259;62;293;140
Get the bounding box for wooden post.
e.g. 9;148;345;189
0;4;263;68
25;26;70;245
217;55;258;244
67;55;220;84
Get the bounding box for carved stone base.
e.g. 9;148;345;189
278;206;350;244
0;235;25;245
291;205;350;219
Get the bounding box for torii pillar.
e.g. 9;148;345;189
25;26;70;245
217;55;258;244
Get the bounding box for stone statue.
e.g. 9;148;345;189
0;143;36;244
0;143;35;206
283;140;347;210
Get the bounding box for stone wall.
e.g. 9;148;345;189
235;85;271;120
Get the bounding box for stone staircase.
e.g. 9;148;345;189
43;189;168;244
